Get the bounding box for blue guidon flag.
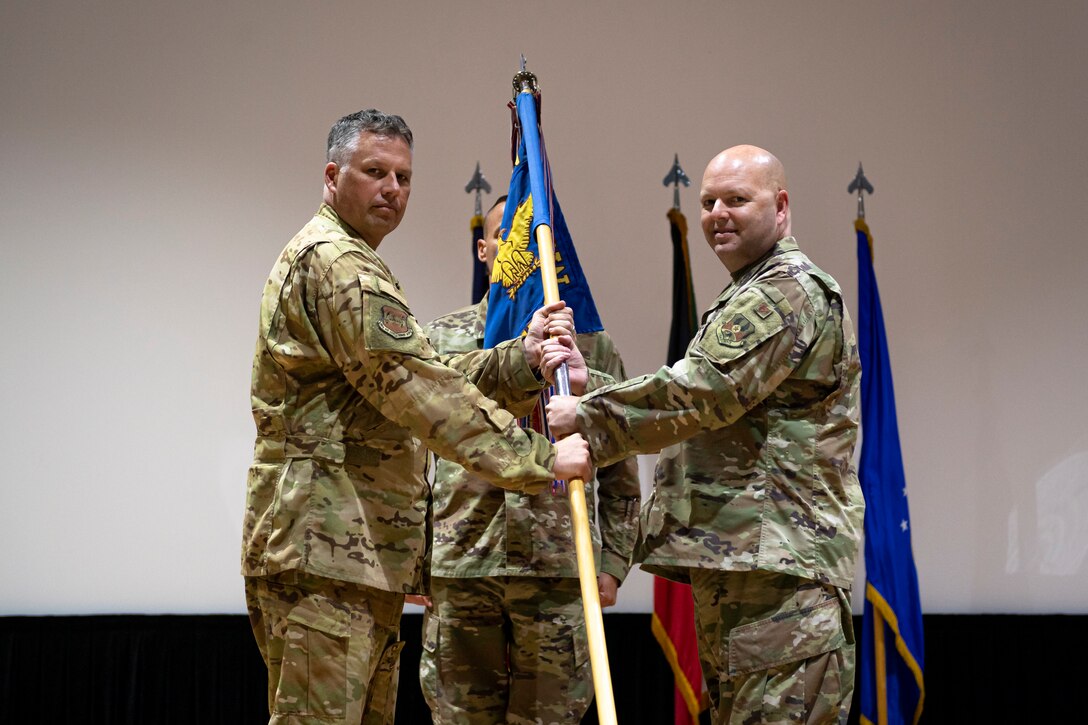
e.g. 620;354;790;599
483;89;603;493
856;217;926;725
483;91;603;349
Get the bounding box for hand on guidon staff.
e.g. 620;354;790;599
404;594;432;608
539;335;588;394
522;301;575;368
552;433;592;482
597;573;619;608
545;394;581;438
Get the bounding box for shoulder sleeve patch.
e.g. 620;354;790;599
698;287;790;362
360;273;435;358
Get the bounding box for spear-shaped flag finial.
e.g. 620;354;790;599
464;161;491;217
663;153;691;210
848;162;875;218
513;55;538;97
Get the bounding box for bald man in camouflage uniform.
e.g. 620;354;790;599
242;110;591;725
548;145;864;724
416;196;641;724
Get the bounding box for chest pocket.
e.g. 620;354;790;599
360;275;436;359
697;287;790;363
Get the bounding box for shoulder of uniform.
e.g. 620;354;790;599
579;328;613;343
725;282;794;325
424;305;483;347
576;329;630;380
428;303;480;329
575;328;613;358
753;261;824;312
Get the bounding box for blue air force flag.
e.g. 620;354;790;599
856;218;926;725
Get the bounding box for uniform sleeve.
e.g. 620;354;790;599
423;312;546;417
436;340;545;412
580;332;642;582
577;281;818;469
316;258;556;491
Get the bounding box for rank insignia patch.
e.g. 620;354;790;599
755;301;775;320
378;305;413;339
717;313;755;347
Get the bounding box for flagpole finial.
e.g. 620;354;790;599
663;153;691;210
513;56;538;97
847;162;875;218
465;162;491;217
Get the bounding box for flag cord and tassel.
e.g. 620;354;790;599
513;66;617;725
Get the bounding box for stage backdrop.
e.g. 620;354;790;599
1;0;1086;616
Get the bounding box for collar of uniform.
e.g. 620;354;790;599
315;203;399;284
730;236;798;284
316;203;366;242
704;236;799;320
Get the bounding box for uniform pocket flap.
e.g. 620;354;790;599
728;597;844;676
698;288;789;363
286;595;351;639
421;612;439;654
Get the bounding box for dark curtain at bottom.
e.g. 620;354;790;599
1;614;1081;723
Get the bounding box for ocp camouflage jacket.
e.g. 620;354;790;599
576;238;864;588
425;297;641;582
242;205;557;593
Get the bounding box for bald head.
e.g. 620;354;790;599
705;145;788;193
700;145;791;273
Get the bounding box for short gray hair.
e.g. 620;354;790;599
326;109;413;165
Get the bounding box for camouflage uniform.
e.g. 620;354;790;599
242;205;560;724
419;297;641;725
573;238;864;724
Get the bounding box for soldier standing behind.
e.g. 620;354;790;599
547;145;864;724
241;109;591;725
414;195;641;725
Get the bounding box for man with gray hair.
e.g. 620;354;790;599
242;109;591;724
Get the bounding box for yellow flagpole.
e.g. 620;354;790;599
534;221;617;725
510;63;615;722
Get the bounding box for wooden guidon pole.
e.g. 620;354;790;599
513;66;617;725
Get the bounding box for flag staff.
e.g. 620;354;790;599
848;162;874;218
848;162;875;258
851;162;926;724
663;153;690;211
658;154;706;725
465;162;492;303
512;62;618;725
465;161;492;218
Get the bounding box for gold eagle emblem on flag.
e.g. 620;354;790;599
492;196;540;301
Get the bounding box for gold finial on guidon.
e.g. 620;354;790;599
512;70;539;96
512;54;539;96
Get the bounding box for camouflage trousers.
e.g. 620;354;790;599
419;576;592;724
245;572;406;725
688;569;855;725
